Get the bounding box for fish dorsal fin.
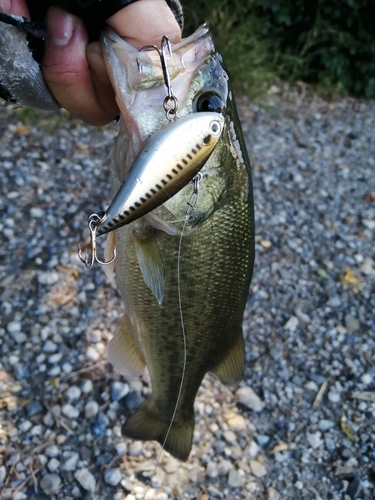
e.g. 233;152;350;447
104;231;116;278
211;332;245;385
133;227;165;304
107;313;146;377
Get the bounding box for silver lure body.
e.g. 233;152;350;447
97;112;224;236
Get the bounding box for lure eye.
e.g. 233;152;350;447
195;91;224;113
210;120;222;136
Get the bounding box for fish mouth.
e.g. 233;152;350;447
101;24;215;122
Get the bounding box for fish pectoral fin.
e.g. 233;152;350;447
107;313;146;377
122;401;194;461
134;228;165;305
143;213;181;236
211;332;245;385
104;231;116;278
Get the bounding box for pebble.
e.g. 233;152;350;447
91;411;109;437
344;314;360;333
228;468;243;487
361;373;372;385
11;331;27;343
307;431;323;449
19;420;32;432
237;386;265;412
225;412;248;432
206;461;218;478
223;430;237;443
43;340;57;353
249;460;267;478
62;403;80;419
246;440;261;459
66;386;81;400
74;468;96;492
37;271;59;285
45;444;60;458
110;381;130;401
155;494;168;500
124;390;143;410
115;442;127;455
26;400;43;417
81;379;94;393
256;434;270;447
86;346;100;361
40;473;61;495
62;452;79;471
43;413;55;427
7;321;22;334
48;353;62;364
284;316;299;333
218;459;232;475
127;440;143;457
0;466;6;485
328;389;341;403
12;493;27;500
47;458;60;472
104;468;122;486
207;485;224;498
85;401;99;419
266;487;280;500
318;419;335;431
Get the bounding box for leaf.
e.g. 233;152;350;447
340;268;361;287
316;268;328;279
340;416;355;442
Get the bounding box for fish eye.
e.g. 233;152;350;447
195;91;224;113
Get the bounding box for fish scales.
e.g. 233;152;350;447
102;25;254;461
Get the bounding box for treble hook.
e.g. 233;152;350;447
137;36;179;120
186;173;203;216
78;213;116;269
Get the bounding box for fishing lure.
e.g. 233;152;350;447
79;35;224;269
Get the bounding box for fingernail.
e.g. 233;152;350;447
47;6;76;47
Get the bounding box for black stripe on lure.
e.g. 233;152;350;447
78;111;224;269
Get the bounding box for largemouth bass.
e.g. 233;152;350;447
101;24;254;461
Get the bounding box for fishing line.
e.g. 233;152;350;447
142;177;200;499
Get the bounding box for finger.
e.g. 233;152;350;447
86;41;119;117
107;0;182;50
0;0;29;17
43;6;115;125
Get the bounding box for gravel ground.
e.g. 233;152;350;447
0;88;374;500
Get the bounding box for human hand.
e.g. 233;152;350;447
0;0;182;125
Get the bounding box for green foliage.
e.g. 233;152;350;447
183;1;278;98
16;106;40;125
183;0;375;98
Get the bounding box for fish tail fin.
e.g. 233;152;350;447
122;402;194;461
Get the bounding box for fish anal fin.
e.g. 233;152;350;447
211;333;245;385
122;402;194;461
107;314;146;378
134;227;165;304
104;231;116;278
